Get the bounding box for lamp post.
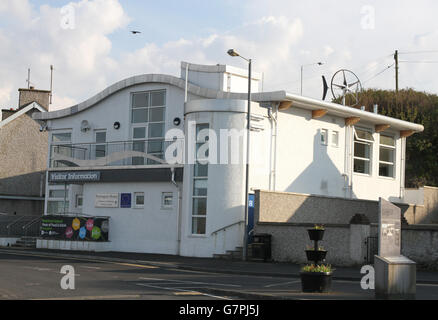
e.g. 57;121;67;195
300;62;324;96
227;48;251;261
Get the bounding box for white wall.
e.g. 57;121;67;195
273;108;404;201
82;181;179;254
48;83;188;146
274;107;347;197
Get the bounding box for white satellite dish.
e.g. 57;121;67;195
80;120;91;132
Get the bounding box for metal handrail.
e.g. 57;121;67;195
6;216;27;236
211;221;244;236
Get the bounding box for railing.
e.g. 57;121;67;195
50;139;184;168
22;216;44;238
211;221;244;236
6;216;27;236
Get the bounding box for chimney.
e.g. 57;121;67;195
18;87;50;110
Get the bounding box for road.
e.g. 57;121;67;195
0;250;436;300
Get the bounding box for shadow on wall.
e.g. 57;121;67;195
0;171;45;196
286;130;356;199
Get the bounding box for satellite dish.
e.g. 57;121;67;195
330;69;362;106
80;120;91;132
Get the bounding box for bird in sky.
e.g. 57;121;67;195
130;30;141;34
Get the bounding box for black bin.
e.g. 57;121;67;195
251;234;272;261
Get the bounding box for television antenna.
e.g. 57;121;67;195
330;69;362;106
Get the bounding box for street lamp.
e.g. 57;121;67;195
300;62;324;96
227;48;251;261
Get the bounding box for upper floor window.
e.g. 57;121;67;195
95;130;106;158
131;90;166;124
379;134;396;178
354;128;374;175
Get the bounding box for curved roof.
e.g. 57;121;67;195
33;73;424;133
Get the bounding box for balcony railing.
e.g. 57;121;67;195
50;139;183;168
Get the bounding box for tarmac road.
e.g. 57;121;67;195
0;250;436;300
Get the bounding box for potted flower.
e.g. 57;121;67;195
305;245;327;263
300;264;333;293
307;224;325;241
300;223;333;293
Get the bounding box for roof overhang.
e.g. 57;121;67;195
32;73;424;134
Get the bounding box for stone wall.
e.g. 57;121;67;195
255;222;355;266
254;189;438;269
255;189;380;224
401;225;438;269
0;109;47;215
402;187;438;224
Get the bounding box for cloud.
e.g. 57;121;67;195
1;0;438;112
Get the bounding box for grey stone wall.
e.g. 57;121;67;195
0;109;47;215
403;187;438;224
401;225;438;269
255;223;354;266
255;189;380;225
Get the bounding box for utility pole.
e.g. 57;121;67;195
394;50;399;93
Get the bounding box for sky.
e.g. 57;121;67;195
1;0;438;111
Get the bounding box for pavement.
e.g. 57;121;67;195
0;247;437;300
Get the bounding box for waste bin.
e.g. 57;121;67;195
251;234;272;261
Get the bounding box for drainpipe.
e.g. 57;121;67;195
268;103;279;191
400;137;406;200
171;167;182;256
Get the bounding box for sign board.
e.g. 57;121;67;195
95;193;119;208
378;198;401;257
49;171;100;183
40;215;109;241
120;193;132;208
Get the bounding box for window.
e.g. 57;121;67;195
134;192;145;208
354;128;374;175
75;195;83;209
47;187;69;214
332;131;339;147
320;129;328;145
51;131;72;167
192;123;209;235
95;130;106;158
131;90;166;165
162;192;173;209
379;134;396;178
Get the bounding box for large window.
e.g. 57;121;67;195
191;124;209;235
354;128;374;175
131;90;166;165
47;187;69;214
379;134;396;178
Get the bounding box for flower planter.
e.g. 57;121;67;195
305;250;327;262
300;271;333;293
307;229;325;241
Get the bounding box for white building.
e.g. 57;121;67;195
33;61;424;257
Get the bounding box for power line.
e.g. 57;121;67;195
400;60;438;64
363;63;395;84
398;50;438;55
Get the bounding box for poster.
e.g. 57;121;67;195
40;215;109;241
